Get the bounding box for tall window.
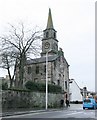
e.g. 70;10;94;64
46;32;49;38
65;81;67;89
54;32;56;38
57;80;60;85
28;66;31;74
44;65;46;73
36;66;39;74
54;61;56;69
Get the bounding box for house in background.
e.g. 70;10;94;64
70;80;96;103
69;79;83;103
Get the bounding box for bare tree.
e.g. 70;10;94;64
1;52;17;88
0;23;42;88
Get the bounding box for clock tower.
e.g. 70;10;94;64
41;8;58;57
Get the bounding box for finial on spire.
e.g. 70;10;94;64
46;8;54;29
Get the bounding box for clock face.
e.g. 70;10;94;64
44;42;50;49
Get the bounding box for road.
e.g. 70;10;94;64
2;104;97;120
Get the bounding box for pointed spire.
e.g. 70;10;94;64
47;8;54;29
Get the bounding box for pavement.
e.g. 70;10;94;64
1;109;46;117
1;107;67;117
1;104;83;117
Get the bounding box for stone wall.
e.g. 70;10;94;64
2;90;64;109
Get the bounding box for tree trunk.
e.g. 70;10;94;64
18;53;26;88
6;56;13;88
7;67;13;88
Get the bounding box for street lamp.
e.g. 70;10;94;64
46;51;48;110
46;49;51;110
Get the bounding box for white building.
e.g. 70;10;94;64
69;80;83;103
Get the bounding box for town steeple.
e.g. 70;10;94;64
47;8;54;29
41;8;58;57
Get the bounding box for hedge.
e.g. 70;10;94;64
25;81;62;93
2;82;8;90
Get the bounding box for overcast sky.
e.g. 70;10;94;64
0;0;95;91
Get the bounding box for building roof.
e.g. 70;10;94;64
27;55;58;65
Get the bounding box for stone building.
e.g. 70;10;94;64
16;9;70;97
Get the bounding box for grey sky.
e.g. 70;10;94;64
0;0;95;91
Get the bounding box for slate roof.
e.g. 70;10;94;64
27;55;58;65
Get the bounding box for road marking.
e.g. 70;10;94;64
65;111;84;116
65;111;95;118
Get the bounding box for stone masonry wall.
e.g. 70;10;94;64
2;90;64;109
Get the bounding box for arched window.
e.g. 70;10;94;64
57;80;60;85
46;32;49;38
54;32;56;38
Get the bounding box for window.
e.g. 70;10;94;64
44;65;46;73
28;66;31;74
54;61;56;69
65;81;67;89
54;32;55;38
36;66;39;74
57;80;60;85
59;74;61;77
34;78;38;82
46;32;49;38
84;99;91;103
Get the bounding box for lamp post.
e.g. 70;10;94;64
45;49;51;110
46;51;48;110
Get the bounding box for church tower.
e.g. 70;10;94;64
41;8;58;57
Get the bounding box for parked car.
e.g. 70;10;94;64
83;98;97;109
